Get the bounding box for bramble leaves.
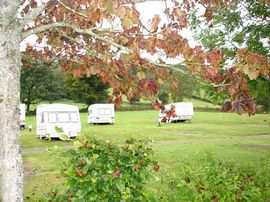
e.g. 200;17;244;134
48;138;158;201
167;153;270;201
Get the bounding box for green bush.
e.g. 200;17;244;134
48;138;159;201
161;154;270;202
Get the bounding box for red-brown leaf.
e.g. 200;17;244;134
151;15;161;32
74;168;85;177
113;168;120;177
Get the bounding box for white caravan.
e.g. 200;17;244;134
158;102;194;123
88;104;115;124
36;104;81;139
19;103;26;129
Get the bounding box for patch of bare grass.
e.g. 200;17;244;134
23;163;36;181
236;144;270;151
161;130;192;135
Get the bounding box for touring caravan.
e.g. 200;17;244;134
88;104;115;124
36;104;81;139
158;102;194;123
19;103;26;129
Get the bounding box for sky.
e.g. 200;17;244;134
136;0;197;47
135;0;198;64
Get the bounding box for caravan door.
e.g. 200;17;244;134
19;104;26;129
36;111;46;138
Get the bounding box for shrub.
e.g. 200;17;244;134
162;153;270;202
47;138;159;201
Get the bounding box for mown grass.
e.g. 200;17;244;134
22;110;270;201
21;111;270;148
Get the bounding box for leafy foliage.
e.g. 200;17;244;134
156;71;199;104
21;56;67;113
47;138;159;201
162;154;270;201
189;0;270;114
157;90;170;104
170;72;199;103
19;0;270;115
64;74;110;106
249;77;270;112
129;94;141;105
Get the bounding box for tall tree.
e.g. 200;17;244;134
249;77;270;112
64;74;109;106
21;56;67;113
189;0;270;112
0;0;269;201
157;70;199;104
0;1;23;201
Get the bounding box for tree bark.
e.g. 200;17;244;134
26;88;32;114
0;11;23;202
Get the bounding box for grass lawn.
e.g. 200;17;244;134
22;110;270;201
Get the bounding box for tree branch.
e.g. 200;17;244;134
60;32;97;57
22;22;132;53
19;3;48;30
22;21;228;88
56;0;88;19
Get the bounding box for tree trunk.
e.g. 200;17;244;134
26;89;31;114
0;15;23;202
26;102;31;115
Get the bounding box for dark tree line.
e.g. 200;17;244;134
20;56;109;113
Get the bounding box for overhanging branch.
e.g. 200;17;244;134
22;21;228;88
22;22;132;53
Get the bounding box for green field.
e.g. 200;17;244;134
22;110;270;201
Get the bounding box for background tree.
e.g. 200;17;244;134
249;78;270;112
129;93;141;105
64;74;109;106
0;0;269;201
21;56;67;113
157;90;170;104
170;71;199;103
157;70;199;104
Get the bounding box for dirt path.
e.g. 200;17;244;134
22;134;270;154
22;145;73;155
156;134;270;145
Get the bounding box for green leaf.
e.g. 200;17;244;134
73;140;82;148
116;182;125;192
92;154;99;159
55;126;63;133
51;138;157;201
58;132;70;141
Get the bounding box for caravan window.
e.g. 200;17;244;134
41;113;44;123
98;108;112;115
70;112;79;123
58;112;70;123
48;113;57;123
